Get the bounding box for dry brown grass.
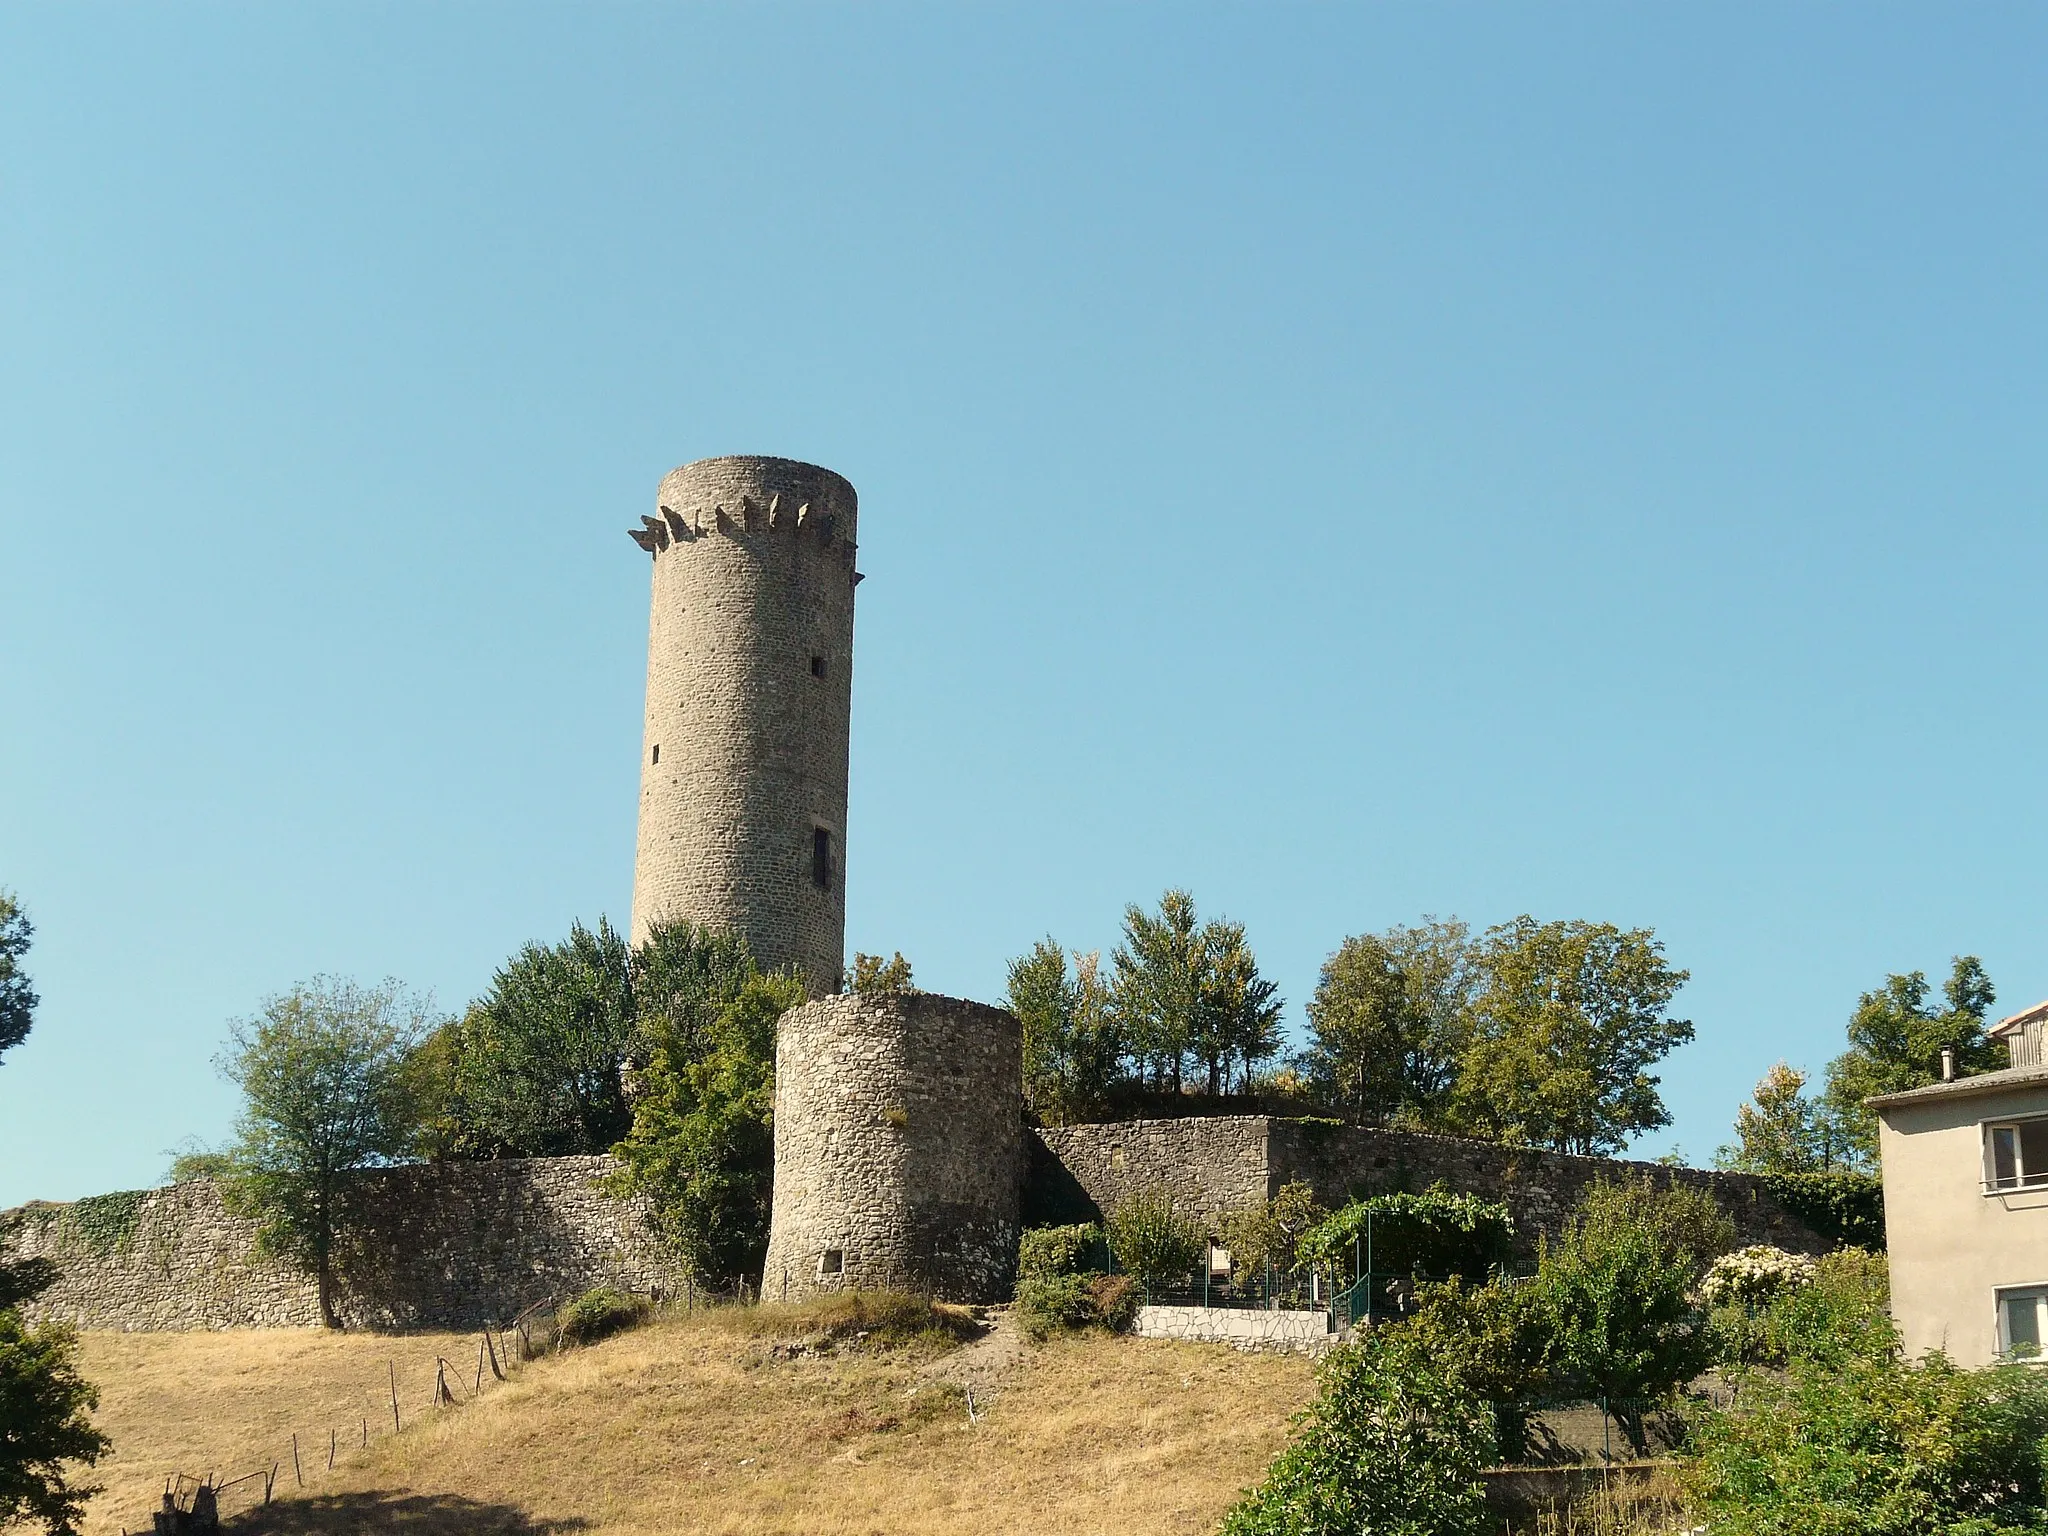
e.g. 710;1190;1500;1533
69;1311;1315;1536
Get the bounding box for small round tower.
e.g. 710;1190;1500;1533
762;992;1024;1304
627;456;859;994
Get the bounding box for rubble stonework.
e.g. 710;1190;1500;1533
628;456;860;995
761;992;1024;1303
4;1156;680;1332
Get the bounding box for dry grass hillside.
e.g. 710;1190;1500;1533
70;1298;1316;1536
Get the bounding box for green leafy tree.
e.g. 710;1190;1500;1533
1007;941;1124;1123
214;977;431;1328
1111;890;1283;1096
1222;1327;1495;1536
455;917;639;1156
848;951;914;995
1217;1182;1327;1290
632;922;758;1066
1716;1062;1842;1174
0;890;37;1066
1104;1185;1207;1291
1306;918;1479;1126
0;1249;109;1536
1530;1179;1732;1455
612;970;805;1286
1450;917;1694;1156
1822;957;1998;1166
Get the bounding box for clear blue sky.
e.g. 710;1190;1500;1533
3;5;2044;1207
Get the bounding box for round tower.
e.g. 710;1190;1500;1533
761;992;1024;1304
627;456;859;994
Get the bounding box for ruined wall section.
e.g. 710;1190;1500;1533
629;456;859;995
1028;1117;1828;1253
3;1157;680;1332
763;993;1024;1303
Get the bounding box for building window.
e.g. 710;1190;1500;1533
810;654;827;678
812;827;834;891
819;1249;844;1277
1999;1286;2048;1360
1987;1120;2048;1191
650;743;659;765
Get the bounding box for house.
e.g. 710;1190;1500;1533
1872;999;2048;1367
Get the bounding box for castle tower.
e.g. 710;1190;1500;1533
762;991;1024;1304
627;456;859;994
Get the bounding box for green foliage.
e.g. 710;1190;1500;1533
1822;957;1998;1167
1007;941;1124;1124
1111;890;1283;1097
1221;1327;1495;1536
453;917;639;1156
1305;919;1479;1126
1688;1349;2048;1536
1217;1183;1328;1288
556;1286;649;1347
1450;917;1694;1156
1526;1179;1731;1454
54;1192;146;1258
1013;1272;1140;1340
1402;1275;1556;1461
0;1299;110;1535
164;1146;236;1184
1756;1170;1886;1250
848;951;915;995
0;890;35;1067
1298;1185;1515;1280
1716;1063;1850;1174
1104;1185;1207;1291
1017;1223;1109;1283
213;976;432;1326
1751;1248;1893;1371
610;969;806;1287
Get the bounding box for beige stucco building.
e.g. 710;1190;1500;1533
1873;1000;2048;1367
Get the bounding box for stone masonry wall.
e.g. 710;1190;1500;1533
629;456;860;995
3;1156;681;1332
1028;1117;1829;1254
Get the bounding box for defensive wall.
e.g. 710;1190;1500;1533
4;1156;679;1332
8;1117;1825;1331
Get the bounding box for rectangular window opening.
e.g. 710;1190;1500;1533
650;743;659;765
2001;1288;2048;1360
810;654;827;678
1987;1120;2048;1190
819;1249;844;1276
812;827;834;891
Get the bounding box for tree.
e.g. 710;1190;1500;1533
0;1250;109;1536
1104;1185;1207;1291
1007;940;1124;1123
0;890;37;1066
1822;957;1997;1166
848;951;914;996
1716;1063;1840;1174
214;977;431;1327
1305;918;1480;1125
455;917;640;1156
611;970;806;1286
1449;917;1694;1156
1110;890;1284;1096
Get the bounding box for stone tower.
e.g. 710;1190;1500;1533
627;456;859;994
762;991;1024;1304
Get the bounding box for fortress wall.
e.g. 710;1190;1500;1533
1027;1117;1829;1254
3;1156;680;1332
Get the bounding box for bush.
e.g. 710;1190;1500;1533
1017;1223;1108;1283
1757;1169;1885;1250
1296;1185;1514;1280
556;1287;649;1347
1217;1182;1326;1289
1688;1351;2048;1536
1403;1276;1556;1462
1759;1247;1893;1370
1014;1272;1141;1340
1222;1327;1494;1536
1105;1186;1206;1292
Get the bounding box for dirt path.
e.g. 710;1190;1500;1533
917;1306;1028;1404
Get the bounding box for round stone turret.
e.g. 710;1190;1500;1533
627;456;859;994
762;992;1024;1304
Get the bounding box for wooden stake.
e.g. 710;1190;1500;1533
292;1432;302;1486
475;1339;486;1396
389;1360;400;1433
328;1427;336;1469
485;1325;505;1381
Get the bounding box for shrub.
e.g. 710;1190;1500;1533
1017;1223;1107;1284
1296;1185;1514;1281
1758;1247;1893;1370
1403;1276;1556;1462
1014;1271;1142;1340
1222;1327;1494;1536
1688;1351;2048;1536
556;1287;649;1347
1217;1182;1326;1289
1105;1186;1206;1292
1757;1169;1885;1250
1701;1245;1817;1310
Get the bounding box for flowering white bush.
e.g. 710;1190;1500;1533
1700;1244;1817;1308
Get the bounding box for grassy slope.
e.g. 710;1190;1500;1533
72;1310;1314;1536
